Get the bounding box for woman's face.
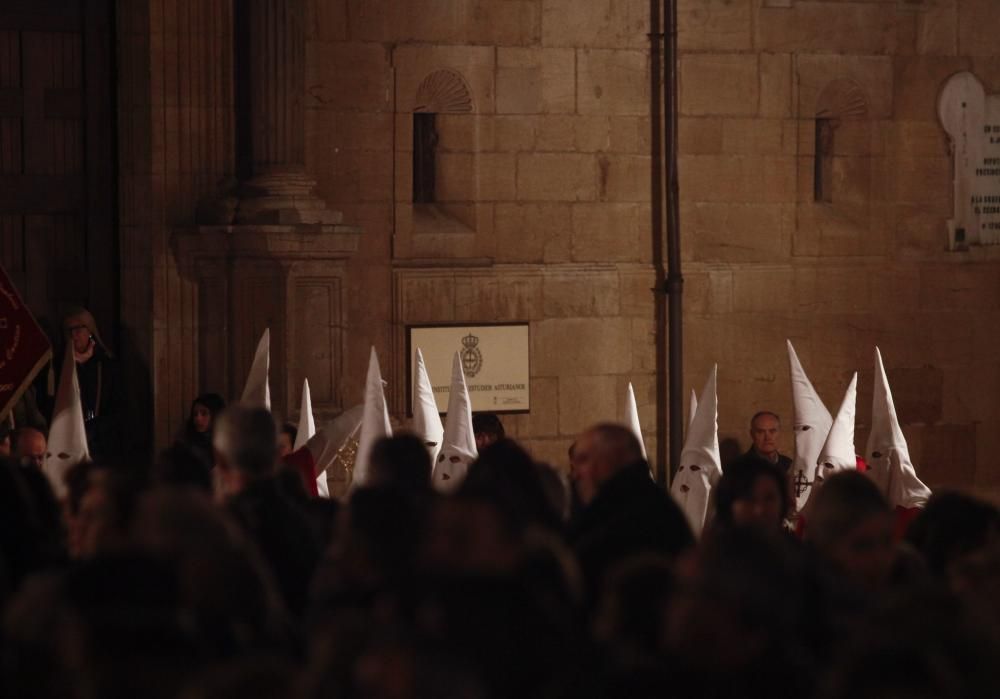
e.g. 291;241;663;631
277;431;294;459
827;512;894;590
730;474;784;530
192;404;212;433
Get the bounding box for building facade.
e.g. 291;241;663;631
1;0;997;500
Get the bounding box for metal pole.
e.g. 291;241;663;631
664;0;684;480
648;0;667;486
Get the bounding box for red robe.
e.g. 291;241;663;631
282;447;318;497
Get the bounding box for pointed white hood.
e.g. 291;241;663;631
866;348;931;508
814;372;858;486
352;347;393;489
294;378;329;497
625;382;647;460
787;340;834;512
241;328;271;410
688;388;698;431
670;365;721;537
432;352;478;493
293;379;316;451
412;348;445;467
44;342;90;498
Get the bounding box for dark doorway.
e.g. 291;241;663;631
0;0;118;348
413;112;438;204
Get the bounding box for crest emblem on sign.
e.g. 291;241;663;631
460;333;483;377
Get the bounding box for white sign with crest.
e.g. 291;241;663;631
408;324;530;414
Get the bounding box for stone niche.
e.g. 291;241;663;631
794;67;889;257
393;45;498;260
173;225;360;422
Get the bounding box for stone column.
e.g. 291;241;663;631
175;0;362;423
235;0;338;224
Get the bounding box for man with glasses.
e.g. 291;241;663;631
59;308;124;461
15;427;46;469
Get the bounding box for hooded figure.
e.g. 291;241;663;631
44;341;90;498
625;382;647;460
241;329;271;410
670;365;721;537
813;372;859;488
787;340;834;513
293;378;328;498
432;352;478;493
866;348;931;509
63;307;111;357
352;348;393;489
688;389;698;431
412;348;444;467
57;306;123;460
293;379;316;452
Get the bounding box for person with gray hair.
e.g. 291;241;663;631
212;404;320;616
568;423;693;605
212;405;280;500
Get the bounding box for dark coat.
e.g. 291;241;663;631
227;476;321;616
44;346;126;461
727;448;793;477
569;462;694;602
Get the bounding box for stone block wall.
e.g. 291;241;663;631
305;0;660;470
677;0;1000;500
296;0;1000;499
119;0;235;448
117;0;1000;500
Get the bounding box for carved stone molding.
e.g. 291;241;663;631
174;224;361;419
816;79;869;120
414;69;474;113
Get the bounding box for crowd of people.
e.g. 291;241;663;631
0;308;996;698
0;389;999;699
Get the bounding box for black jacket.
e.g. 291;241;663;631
75;347;125;462
227;477;321;616
569;462;694;602
43;346;126;461
727;448;793;477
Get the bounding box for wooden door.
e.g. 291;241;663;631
0;0;116;345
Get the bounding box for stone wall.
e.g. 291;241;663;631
676;0;1000;500
303;0;659;470
119;0;1000;501
298;0;1000;499
119;0;235;447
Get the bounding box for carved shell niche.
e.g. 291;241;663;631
815;79;869;120
414;69;474;114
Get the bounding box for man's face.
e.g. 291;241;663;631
67;324;93;354
750;414;780;457
570;430;614;505
17;430;46;469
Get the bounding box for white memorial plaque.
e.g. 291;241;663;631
939;71;1000;248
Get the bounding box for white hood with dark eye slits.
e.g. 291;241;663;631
866;347;931;509
787;340;834;512
670;365;721;537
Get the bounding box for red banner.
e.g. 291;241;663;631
0;265;51;423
